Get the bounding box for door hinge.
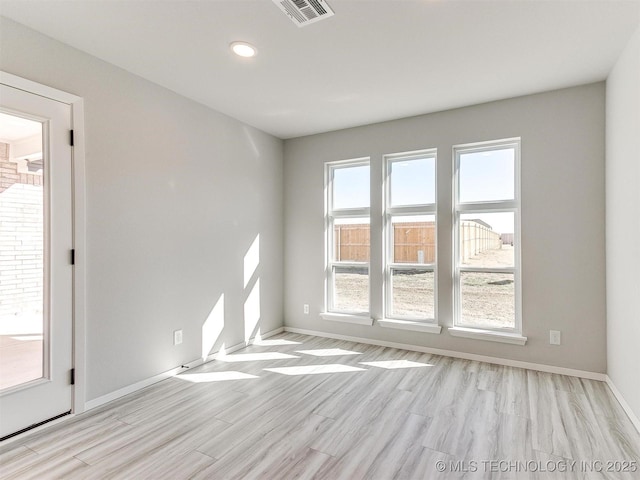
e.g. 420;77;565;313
70;249;75;265
70;368;75;385
70;130;74;147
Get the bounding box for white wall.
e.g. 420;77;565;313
606;26;640;421
284;83;606;373
0;17;284;401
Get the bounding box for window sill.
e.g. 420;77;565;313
448;327;527;345
378;319;442;334
320;312;374;326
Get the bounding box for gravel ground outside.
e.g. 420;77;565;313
334;245;515;328
463;244;514;268
460;245;515;328
391;271;434;318
459;271;514;328
334;271;369;313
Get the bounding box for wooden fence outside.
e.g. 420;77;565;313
334;220;501;263
334;223;371;262
392;222;436;263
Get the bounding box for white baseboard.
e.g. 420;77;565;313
605;375;640;434
284;326;606;381
85;326;284;411
85;365;185;412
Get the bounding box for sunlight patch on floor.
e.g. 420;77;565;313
359;360;433;369
252;339;302;346
264;364;365;376
296;348;362;357
219;352;298;362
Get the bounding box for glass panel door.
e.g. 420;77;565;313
0;112;46;392
0;81;73;440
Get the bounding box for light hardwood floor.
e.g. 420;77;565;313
1;332;639;479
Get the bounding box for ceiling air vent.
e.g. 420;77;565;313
272;0;335;27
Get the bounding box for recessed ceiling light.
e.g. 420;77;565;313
230;41;257;58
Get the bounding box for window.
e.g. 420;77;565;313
384;150;437;323
325;159;370;317
322;138;524;342
453;139;521;333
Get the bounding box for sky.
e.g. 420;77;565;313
459;149;514;204
332;148;516;234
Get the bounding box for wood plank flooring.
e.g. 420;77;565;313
1;332;639;479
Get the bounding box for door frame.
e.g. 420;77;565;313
1;71;87;415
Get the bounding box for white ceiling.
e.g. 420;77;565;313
1;0;639;139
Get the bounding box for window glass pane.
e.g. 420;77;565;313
333;266;368;313
391;215;435;264
333;164;369;209
0;113;45;391
460;272;514;329
390;269;434;320
390;156;435;206
460;212;514;267
459;148;514;203
333;218;369;262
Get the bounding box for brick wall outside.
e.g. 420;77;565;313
0;142;44;317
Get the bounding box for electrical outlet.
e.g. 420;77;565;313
549;330;561;345
303;304;310;314
174;329;183;345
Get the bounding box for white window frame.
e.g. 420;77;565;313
323;158;372;323
451;138;525;344
381;149;439;331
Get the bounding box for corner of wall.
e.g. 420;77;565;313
605;23;640;429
